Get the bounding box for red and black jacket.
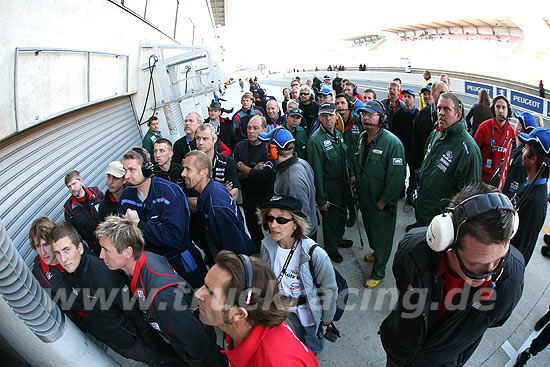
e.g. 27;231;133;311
130;252;226;367
63;186;103;251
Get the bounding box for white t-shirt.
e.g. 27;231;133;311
273;241;315;327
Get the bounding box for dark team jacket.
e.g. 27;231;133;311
412;105;437;171
153;162;185;188
266;113;286;131
232;107;263;140
97;189;120;222
391;106;419;152
205;116;237;152
64;251;150;350
173;136;197;165
380;98;405;130
232;140;275;202
63;186;103;246
197;180;255;256
380;229;525;367
130;252;226;367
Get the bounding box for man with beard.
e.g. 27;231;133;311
380;81;405;129
173;112;203;164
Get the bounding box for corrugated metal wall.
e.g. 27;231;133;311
0;96;140;266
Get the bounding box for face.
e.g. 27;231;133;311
335;96;350;113
522;144;536;171
291;80;300;88
181;155;205;189
299;90;311;103
287;102;298;110
154;142;172;166
306;79;313;87
344;84;355;98
437;97;461;130
290;87;299;99
432;83;449;105
319;113;336;131
286;114;301;129
388;85;400;101
422;91;433;105
241;97;253;110
99;236;128;271
195;128;216;154
149;119;159;133
184;114;201;135
195;264;232;327
106;174;124;194
494;99;509;123
267;208;296;243
67;178;84;199
403;93;415;109
440;75;450;87
318;93;333;105
52;236;83;274
283;88;290;99
247;118;265;142
208;109;222;121
123;158;145;186
266;101;279;119
423;71;430;80
34;237;57;265
363;92;375;102
360;111;380;134
447;234;510;287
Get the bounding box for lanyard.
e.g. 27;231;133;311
490;122;510;151
276;240;299;284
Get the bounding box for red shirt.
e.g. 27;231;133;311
222;323;318;367
473;118;515;182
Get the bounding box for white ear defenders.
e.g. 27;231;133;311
426;193;519;252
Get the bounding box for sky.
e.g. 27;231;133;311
210;0;550;72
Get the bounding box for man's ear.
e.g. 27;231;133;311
125;247;133;259
232;306;249;323
78;242;84;255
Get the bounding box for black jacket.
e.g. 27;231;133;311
391;107;419;152
154;162;184;188
63;186;103;250
97;189;120;222
412;105;437;171
130;252;226;367
232;140;275;202
465;103;492;135
298;101;320;134
380;228;525;367
205;116;237;152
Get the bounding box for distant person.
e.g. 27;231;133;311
282;107;308;160
141;115;162;157
97;161;125;222
239;78;244;92
515;304;550;366
265;99;286;132
363;88;376;101
282;88;291;114
466;89;492;135
306;78;319;100
474;95;515;182
173;112;202;164
440;73;451;89
298;86;320;134
332;72;343;94
312;74;322;91
233;92;263;143
540;80;545;98
205;100;236;154
63;170;103;255
290;86;300;100
419;70;434;109
380;81;405;129
344;82;365;113
392;77;404;101
194;251;319;367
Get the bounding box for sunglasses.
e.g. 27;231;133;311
266;215;294;225
300;92;310;96
454;247;509;280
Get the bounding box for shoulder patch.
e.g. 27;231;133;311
393;158;403;166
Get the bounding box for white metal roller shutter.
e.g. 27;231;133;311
0;96;140;266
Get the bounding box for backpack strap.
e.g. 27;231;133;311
308;244;321;288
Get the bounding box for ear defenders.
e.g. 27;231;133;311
132;148;154;178
490;95;512;119
349;82;358;96
238;254;254;305
266;127;286;160
374;100;387;127
426;192;519;252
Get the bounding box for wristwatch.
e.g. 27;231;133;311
237;163;242;169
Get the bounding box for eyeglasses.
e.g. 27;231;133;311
266;215;293;225
300;92;310;96
454;247;509;280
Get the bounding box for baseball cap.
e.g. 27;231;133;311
358;100;385;115
105;161;125;178
318;87;333;96
287;107;304;119
258;128;295;149
324;75;331;80
259;194;306;218
513;111;537;133
518;127;550;156
421;85;431;93
318;102;337;115
402;88;415;97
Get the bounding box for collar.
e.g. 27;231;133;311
70;186;97;206
320;124;337;139
491;118;509;133
404;106;418;115
523;177;548;188
275;154;298;173
367;128;384;146
74;250;89;275
39;256;64;273
130;252;147;294
197;179;215;212
438;120;466;136
221;324;269;365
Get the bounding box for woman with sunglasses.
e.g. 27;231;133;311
258;195;337;354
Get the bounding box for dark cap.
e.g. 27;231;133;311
259;195;306;217
287;107;304;119
324;75;331;80
318;102;337;115
358;100;385;115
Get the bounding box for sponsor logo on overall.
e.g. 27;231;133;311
324;140;334;151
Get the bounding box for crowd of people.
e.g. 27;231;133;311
28;72;550;366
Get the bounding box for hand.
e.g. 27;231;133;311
377;199;385;210
350;176;356;186
319;202;330;211
124;209;140;225
254;162;265;170
224;181;233;191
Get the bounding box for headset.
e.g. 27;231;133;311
266;127;286;160
238;254;254;305
360;100;387;127
426;192;519;253
132;148;154;179
336;93;355;111
349;82;358;96
490;95;512;119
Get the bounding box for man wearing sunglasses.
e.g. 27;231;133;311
380;181;525;367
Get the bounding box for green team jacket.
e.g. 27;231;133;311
287;124;308;161
307;125;350;207
416;120;482;225
342;112;362;176
354;129;406;207
142;130;162;157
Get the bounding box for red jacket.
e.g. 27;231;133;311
222;323;318;367
474;118;515;182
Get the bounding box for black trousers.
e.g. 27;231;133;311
531;323;550;356
242;196;264;252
